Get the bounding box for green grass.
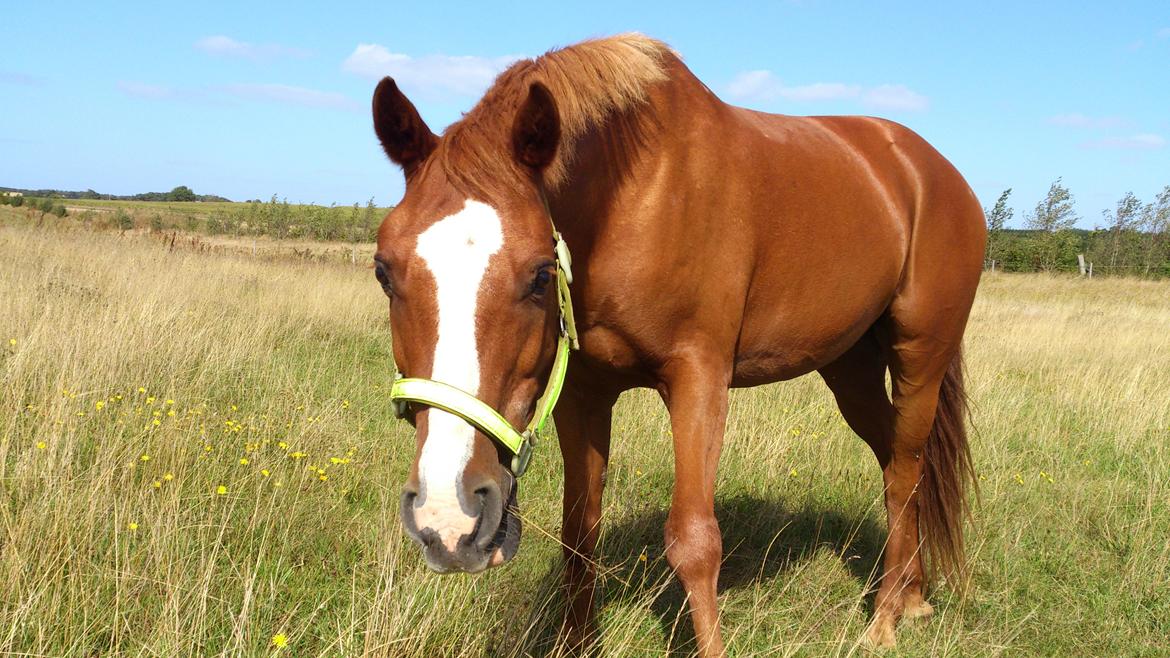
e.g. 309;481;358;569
1;207;1168;656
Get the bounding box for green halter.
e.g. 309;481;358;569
389;225;579;477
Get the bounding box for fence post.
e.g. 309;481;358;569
1077;254;1086;276
1088;262;1093;279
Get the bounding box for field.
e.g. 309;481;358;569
2;206;1168;657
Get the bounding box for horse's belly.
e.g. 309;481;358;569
730;259;900;386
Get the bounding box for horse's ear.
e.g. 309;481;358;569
372;77;438;178
511;82;560;171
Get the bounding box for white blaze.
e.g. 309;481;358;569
413;200;504;549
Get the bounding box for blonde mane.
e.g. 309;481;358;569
434;34;673;195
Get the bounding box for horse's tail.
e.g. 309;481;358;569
919;347;976;588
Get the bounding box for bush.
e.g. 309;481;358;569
52;204;67;218
113;209;133;231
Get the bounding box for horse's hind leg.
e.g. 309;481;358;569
818;326;943;647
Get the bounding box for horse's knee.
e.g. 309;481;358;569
664;512;721;580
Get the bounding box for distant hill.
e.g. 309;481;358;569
0;185;231;203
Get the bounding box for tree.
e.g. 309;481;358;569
1025;179;1079;271
984;188;1013;266
1140;186;1170;276
1103;191;1141;268
168;186;196;202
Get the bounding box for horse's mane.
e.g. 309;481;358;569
433;33;673;196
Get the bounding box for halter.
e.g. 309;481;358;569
389;213;579;477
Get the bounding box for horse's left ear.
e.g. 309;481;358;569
511;82;560;171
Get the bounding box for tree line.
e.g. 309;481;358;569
0;185;230;203
984;181;1170;277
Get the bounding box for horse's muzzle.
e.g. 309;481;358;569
401;477;521;573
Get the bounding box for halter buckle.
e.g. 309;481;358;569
511;432;536;477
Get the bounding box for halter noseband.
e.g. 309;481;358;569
388;214;579;477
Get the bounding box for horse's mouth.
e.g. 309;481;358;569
484;478;521;568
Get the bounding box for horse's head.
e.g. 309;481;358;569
370;77;565;573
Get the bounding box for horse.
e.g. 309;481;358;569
370;34;984;655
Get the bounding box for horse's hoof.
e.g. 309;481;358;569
903;598;935;623
863;615;897;650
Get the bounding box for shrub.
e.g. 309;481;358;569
113;208;133;231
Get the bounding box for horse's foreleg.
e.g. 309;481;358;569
555;381;616;649
659;353;730;658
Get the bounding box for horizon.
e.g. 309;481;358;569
2;2;1168;228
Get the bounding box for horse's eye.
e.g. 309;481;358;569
374;262;393;297
530;267;552;298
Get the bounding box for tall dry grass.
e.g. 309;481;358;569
2;209;1167;656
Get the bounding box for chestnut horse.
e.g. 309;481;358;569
371;34;983;654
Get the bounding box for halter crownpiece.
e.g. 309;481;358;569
389;226;578;477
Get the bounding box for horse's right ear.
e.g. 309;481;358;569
372;77;438;178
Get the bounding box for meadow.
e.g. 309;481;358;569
1;206;1167;657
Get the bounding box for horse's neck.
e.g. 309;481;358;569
546;67;706;260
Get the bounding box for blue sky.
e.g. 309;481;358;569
2;1;1167;227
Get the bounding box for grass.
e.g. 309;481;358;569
1;206;1168;656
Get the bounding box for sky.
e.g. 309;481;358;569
2;1;1167;228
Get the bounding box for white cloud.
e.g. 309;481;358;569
862;84;929;111
195;35;309;60
725;70;928;111
219;83;358;110
1080;133;1166;150
1048;113;1129;129
117;81;192;100
341;44;520;98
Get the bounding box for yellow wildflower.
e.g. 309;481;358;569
239;457;249;466
7;338;14;346
789;468;798;477
95;400;105;411
163;472;174;481
36;441;47;450
128;522;139;531
140;454;151;462
271;633;288;648
137;387;146;393
216;485;227;495
261;469;270;477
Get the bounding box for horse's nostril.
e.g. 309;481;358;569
473;486;491;500
418;527;441;549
